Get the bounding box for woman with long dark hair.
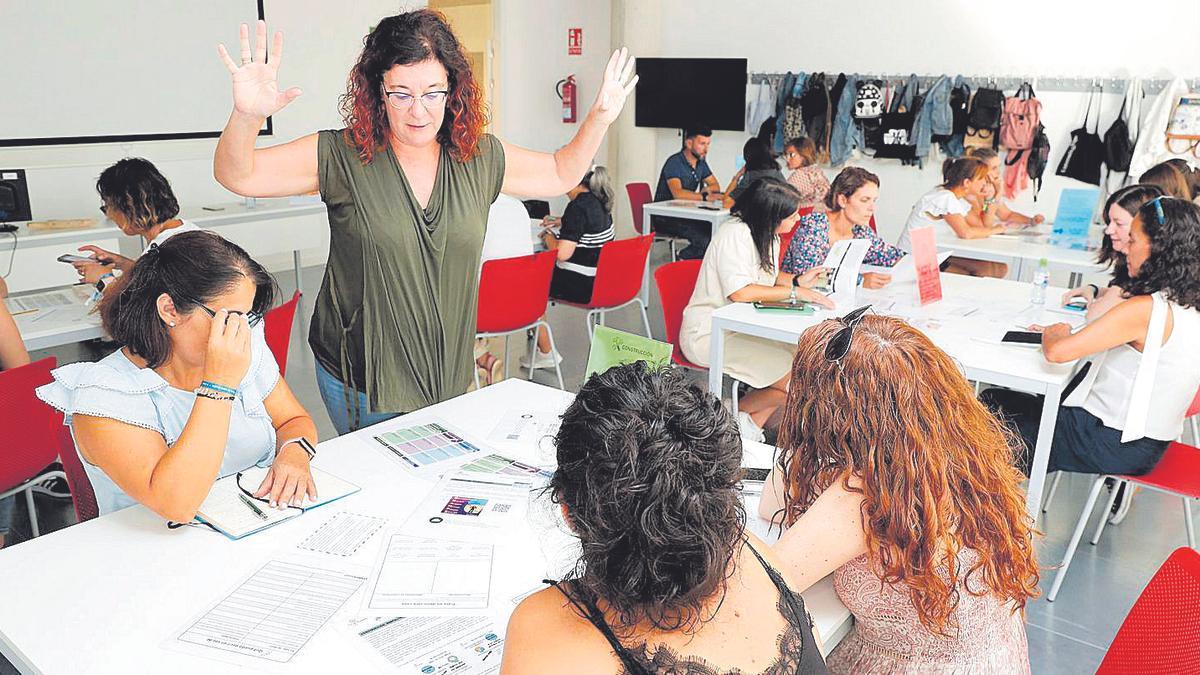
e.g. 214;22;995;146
680;177;832;440
212;12;636;434
724;137;783;204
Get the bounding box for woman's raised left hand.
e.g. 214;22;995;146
589;48;638;126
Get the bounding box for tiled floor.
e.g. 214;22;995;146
3;249;1194;673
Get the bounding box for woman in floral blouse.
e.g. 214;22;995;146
780;167;903;290
783;137;831;212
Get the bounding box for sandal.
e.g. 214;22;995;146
475;352;504;386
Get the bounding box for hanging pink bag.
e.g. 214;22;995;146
1001;83;1041;198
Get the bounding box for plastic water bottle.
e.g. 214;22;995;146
1031;257;1049;305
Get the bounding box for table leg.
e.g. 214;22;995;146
1025;383;1062;518
1068;271;1082;288
708;320;725;397
640;211;653;306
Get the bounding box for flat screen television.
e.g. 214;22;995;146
634;58;747;131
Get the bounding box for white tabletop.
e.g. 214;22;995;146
935;224;1106;275
642;199;731;222
182;199;326;229
0;379;850;672
8;285;104;351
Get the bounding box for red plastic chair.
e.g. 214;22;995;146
264;290;301;377
476;250;563;389
52;412;97;524
868;214;878;233
0;357;68;538
1048;388;1200;602
654;260;704;370
1096;547;1200;673
554;235;654;341
627;182;684;261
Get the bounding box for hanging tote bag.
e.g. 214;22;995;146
1165;95;1200;158
1001;83;1041;198
1056;86;1105;186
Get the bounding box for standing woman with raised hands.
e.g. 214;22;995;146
213;13;637;434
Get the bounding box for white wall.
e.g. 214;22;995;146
632;0;1200;248
0;0;411;270
493;0;612;214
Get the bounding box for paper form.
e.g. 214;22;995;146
170;558;366;665
485;409;561;450
402;473;533;543
344;615;503;674
364;534;493;615
5;289;78;313
297;511;386;557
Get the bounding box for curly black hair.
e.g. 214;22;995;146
96;158;180;233
550;364;746;633
1098;184;1163;286
1123;197;1200;309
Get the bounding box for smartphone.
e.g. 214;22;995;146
1064;297;1088;311
742;467;771;483
56;254;92;264
753;301;816;314
1001;330;1042;345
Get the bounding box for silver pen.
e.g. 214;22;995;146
238;492;269;520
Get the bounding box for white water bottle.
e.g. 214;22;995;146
1031;257;1049;305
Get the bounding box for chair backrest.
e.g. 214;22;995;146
1187;385;1200;419
52;412;98;523
263;291;301;376
654;260;703;364
482;193;536;263
589;235;654;309
626;182;653;235
0;358;61;494
778;229;798;268
868;214;877;233
476;250;556;334
1098;547;1200;674
797;205;815;219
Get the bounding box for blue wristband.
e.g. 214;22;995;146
200;380;238;396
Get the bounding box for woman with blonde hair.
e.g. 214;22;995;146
964;147;1044;229
760;312;1039;673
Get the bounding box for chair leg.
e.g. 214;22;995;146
1185;497;1196;548
585;310;598;341
540;321;566;391
1090;478;1122;545
1048;475;1109;602
504;336;511;379
635;298;652;338
731;379;741;413
1042;472;1064;514
526;329;537;383
24;488;40;538
670;240;678;262
1191;416;1199;446
474;361;482;390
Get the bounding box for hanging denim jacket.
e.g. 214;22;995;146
773;72;807;153
911;75;951;161
830;74;862;166
939;75;970;158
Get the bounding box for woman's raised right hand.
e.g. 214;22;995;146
203;310;253;390
217;20;303;119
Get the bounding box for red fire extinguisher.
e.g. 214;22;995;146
557;75;577;124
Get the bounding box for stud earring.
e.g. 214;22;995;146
168;321;176;327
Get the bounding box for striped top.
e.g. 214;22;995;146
550;191;614;304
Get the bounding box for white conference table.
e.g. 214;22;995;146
640;200;732;305
0;379;850;673
707;273;1081;518
7;285;103;351
934;224;1105;286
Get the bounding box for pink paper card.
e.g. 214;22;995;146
909;226;942;305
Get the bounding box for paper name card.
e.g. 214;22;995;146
909;226;943;306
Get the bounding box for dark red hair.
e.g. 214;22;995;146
339;10;487;163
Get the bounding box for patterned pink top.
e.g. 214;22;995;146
826;552;1031;674
787;165;831;209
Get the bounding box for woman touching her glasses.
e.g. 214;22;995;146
759;310;1039;673
38;231;318;522
212;12;637;434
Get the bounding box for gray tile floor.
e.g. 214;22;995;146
4;247;1194;673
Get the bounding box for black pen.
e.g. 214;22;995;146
238;492;269;520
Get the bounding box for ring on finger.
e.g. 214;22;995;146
241;57;251;66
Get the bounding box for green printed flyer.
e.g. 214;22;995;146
584;325;673;378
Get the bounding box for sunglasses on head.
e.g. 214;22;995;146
824;305;873;363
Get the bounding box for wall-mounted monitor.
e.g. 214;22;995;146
634;57;747;131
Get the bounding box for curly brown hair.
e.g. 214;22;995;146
340;9;487;163
776;315;1040;636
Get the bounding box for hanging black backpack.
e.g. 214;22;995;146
1056;86;1105;186
949;81;971;136
968;87;1005;131
1103;96;1135;176
1027;123;1051;201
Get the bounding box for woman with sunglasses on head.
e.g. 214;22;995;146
761;311;1040;673
71;158;201;288
37;231;318;521
680;177;833;441
982;197;1200;486
212;12;636;434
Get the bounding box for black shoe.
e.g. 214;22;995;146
1108;481;1132;525
30;476;72;500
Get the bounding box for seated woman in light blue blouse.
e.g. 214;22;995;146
780;166;904;290
38;231;318;521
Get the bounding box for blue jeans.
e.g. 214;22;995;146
314;361;401;436
0;495;13;538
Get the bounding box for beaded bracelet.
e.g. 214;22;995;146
195;389;235;402
200;380;238;396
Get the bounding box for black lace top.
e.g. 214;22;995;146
548;543;829;675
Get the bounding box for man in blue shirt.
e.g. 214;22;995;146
653;128;724;259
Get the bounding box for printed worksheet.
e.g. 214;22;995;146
364;534;493;615
344;615;503;674
486;409;561;449
297;511;387;557
402;473;533;543
168;558;367;666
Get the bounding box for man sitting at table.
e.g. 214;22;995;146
653;127;725;260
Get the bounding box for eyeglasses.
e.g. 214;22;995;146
236;471;303;512
382;89;450;111
180;294;263;328
824;305;873;364
1148;196;1167;225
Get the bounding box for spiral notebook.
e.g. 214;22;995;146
193;465;360;540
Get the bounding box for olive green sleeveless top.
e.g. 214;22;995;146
311;130;505;413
